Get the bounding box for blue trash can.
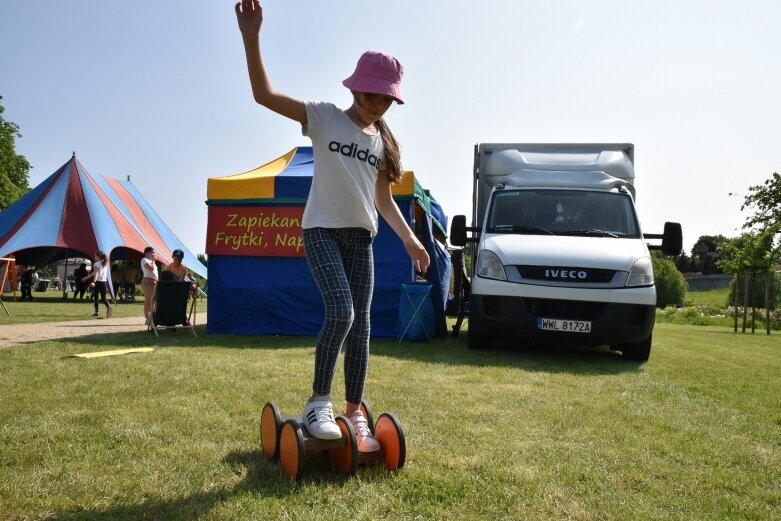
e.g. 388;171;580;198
398;282;434;342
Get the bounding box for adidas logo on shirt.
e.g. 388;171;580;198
328;141;382;169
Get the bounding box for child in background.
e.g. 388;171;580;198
81;251;113;318
140;246;159;324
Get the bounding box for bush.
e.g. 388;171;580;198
653;253;688;307
727;271;780;310
655;305;781;330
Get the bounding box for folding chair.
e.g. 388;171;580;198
397;282;434;342
148;281;197;337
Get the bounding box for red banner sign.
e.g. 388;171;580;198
206;206;305;257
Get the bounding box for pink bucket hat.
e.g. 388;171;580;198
342;51;405;105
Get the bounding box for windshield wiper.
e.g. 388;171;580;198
492;224;555;235
560;228;620;238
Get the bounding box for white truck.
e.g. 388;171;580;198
450;143;682;361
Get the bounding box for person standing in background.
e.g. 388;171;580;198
140;246;159;324
81;251;113;318
73;263;89;300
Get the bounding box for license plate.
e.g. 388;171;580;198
537;318;591;333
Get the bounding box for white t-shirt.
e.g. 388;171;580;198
302;101;386;236
141;257;158;281
93;260;109;282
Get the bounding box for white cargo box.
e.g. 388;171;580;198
474;144;635;223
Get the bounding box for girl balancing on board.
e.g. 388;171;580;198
235;0;430;452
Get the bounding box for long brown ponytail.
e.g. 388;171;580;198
376;117;403;184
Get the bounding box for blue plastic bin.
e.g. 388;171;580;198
398;282;434;342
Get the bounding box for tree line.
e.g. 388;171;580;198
656;175;781;331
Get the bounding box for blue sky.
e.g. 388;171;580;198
1;1;779;256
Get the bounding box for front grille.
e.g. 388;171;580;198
517;265;616;283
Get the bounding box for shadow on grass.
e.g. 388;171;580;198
10;325;209;348
44;449;370;521
54;325;642;375
62;327;313;351
209;321;646;375
346;337;630;375
373;334;643;376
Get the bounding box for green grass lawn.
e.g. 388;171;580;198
0;291;148;325
687;287;730;307
1;321;779;520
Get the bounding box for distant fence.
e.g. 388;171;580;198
685;274;733;291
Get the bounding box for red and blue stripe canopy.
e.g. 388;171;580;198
0;153;206;278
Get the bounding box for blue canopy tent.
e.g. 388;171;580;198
205;146;451;338
0;153;207;277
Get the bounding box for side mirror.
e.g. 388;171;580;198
661;222;683;256
450;215;468;247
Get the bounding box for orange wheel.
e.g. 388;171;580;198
327;416;357;476
279;419;304;480
375;413;406;471
359;399;375;435
260;402;282;461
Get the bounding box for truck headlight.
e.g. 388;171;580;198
626;257;654;287
476;250;507;281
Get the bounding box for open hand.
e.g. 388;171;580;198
405;238;430;276
235;0;263;35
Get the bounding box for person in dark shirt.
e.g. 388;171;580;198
73;263;89;300
20;266;35;301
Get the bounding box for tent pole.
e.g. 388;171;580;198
0;257;11;316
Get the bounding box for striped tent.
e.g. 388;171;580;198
205;146;451;338
0;153;206;278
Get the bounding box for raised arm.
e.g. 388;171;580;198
375;171;430;275
235;0;307;124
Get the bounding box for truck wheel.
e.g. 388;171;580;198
467;318;490;350
619;335;652;362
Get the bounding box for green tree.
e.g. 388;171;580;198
690;235;728;274
742;172;781;232
197;253;208;267
674;251;693;273
652;252;687;307
0;96;31;211
729;172;781;332
727;272;780;311
719;228;781;333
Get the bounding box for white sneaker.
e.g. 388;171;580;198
349;411;380;453
302;397;341;440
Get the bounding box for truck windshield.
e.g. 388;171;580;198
487;189;640;238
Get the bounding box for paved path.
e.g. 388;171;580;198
0;312;208;347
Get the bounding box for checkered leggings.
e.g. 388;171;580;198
303;227;374;405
